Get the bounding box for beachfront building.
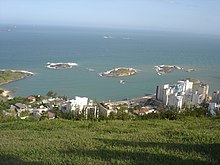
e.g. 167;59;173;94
156;84;170;105
208;103;220;116
207;90;220;116
133;106;155;116
86;106;98;119
198;84;209;102
61;96;97;119
70;96;88;112
98;103;116;117
212;91;220;104
168;93;184;109
61;96;88;113
156;80;208;109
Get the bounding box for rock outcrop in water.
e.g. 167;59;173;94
155;65;196;75
46;62;78;69
100;67;137;77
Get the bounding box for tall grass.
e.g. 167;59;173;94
0;117;219;164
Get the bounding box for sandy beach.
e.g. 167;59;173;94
0;88;13;99
0;69;33;99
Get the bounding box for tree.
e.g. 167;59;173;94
54;106;62;118
62;111;75;120
116;108;131;120
46;91;57;98
108;111;117;120
0;89;4;94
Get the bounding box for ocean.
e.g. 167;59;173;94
0;25;220;101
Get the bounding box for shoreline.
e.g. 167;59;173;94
0;69;34;99
0;69;34;86
0;87;13;99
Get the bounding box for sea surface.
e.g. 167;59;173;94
0;25;220;101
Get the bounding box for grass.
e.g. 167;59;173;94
0;117;219;164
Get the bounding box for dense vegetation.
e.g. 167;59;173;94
0;117;219;165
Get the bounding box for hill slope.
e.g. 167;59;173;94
0;118;219;164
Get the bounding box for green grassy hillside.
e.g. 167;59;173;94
0;118;219;165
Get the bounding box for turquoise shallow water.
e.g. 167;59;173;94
0;25;220;101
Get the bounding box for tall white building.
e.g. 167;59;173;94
185;80;193;95
208;103;220;116
191;91;200;105
198;84;209;103
61;96;89;113
70;96;89;112
168;93;183;109
156;84;170;105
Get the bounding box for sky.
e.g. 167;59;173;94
0;0;220;34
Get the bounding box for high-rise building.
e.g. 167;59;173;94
198;84;209;103
156;84;170;105
212;91;220;103
156;79;208;108
168;93;183;109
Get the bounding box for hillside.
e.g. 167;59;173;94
0;118;219;164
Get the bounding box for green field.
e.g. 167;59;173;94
0;118;219;165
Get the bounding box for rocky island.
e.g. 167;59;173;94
100;67;137;77
155;65;196;75
46;62;78;69
155;65;182;75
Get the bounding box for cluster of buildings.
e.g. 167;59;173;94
4;96;136;119
3;96;98;119
208;91;220;115
156;78;220;115
3;94;158;119
156;79;209;109
2;78;220;119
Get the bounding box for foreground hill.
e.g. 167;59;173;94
0;117;219;164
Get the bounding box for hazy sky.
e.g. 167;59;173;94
0;0;220;34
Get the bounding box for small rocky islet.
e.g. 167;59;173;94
46;62;78;69
154;65;196;75
100;67;137;77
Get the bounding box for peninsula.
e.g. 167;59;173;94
46;62;78;69
0;69;33;86
100;67;137;77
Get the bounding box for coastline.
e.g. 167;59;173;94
0;70;34;99
0;87;13;99
0;69;34;86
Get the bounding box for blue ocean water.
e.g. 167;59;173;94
0;25;220;101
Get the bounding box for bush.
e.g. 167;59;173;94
182;106;207;117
